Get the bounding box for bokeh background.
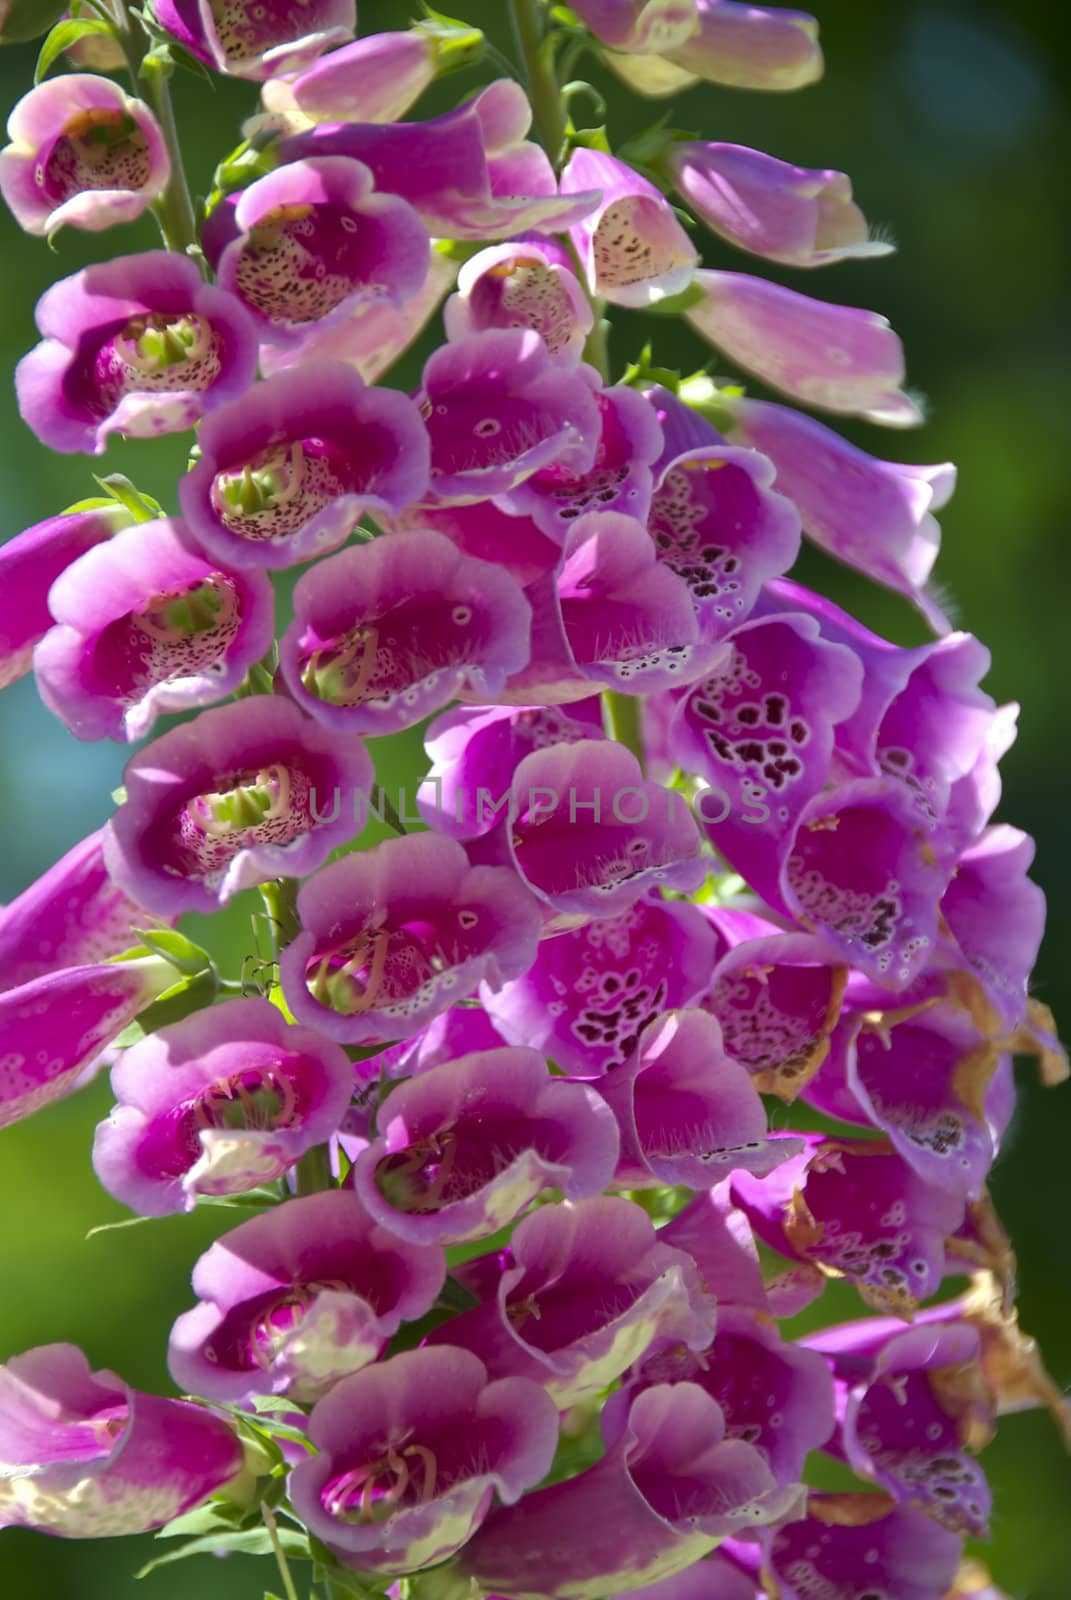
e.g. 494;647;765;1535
1;1;1069;1594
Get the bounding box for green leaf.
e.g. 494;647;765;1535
132;926;214;978
638;280;708;317
92;473;164;524
35;17;117;83
155;1499;249;1540
122;965;219;1039
136;1526;310;1578
85;1215;156;1241
62;494;119;516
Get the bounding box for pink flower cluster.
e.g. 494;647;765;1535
0;2;1063;1598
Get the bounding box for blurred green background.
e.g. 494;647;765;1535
1;1;1069;1594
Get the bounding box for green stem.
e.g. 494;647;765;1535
371;783;408;837
262;1504;300;1600
116;2;199;253
295;1142;334;1195
508;0;568;168
603;690;646;771
583;298;611;381
259;878;301;956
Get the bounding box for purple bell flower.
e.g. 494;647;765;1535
0;73;169;237
278;528;532;736
258;27;455;130
92;995;354;1215
279;832;543;1044
349;1045;619;1245
768;1495;963;1600
204;157;429;348
608;1;823;98
168;1189;445;1402
0;505;124;689
16;251;259;455
445;239;594;368
428;1195;715;1405
569;1;699;53
154;0;355;81
178;362;430;570
562;148;699;308
941;825;1047;1032
33;517;275;742
104;696;373;916
288;1345;560;1574
0;1343;242;1537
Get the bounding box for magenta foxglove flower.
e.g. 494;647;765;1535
349;1046;619;1245
0;1343;242;1537
595;1008;797;1186
461;1381;803;1599
279;832;543;1044
669;142;891;267
0;955;175;1130
288;1346;559;1573
168;1190;445;1402
281;79;599;240
808;1317;994;1536
429;1196;714;1405
419;699;606;841
484;892;717;1076
395;498;560;589
506;738;705;923
732;1134;966;1316
204;158;429;348
178;362;430;570
686;271;920;427
278;528;532;736
660;1175;822;1318
33;517;275;742
0;828;164;993
562;148;699;308
941;825;1046;1031
16;251;258;455
104;695;372;916
260;25;481;131
767;1496;963;1600
609;1;823;97
444;239;594;368
569;1;698;52
418;329;600;504
0;74;169;237
153;0;355;81
727;398;954;623
507;512;727;704
498;386;664;542
0;505;123;689
92;996;354;1216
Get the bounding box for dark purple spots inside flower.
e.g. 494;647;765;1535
174;762;313;878
472;258;578;354
93;576;242;701
86;313;224;416
212;439;354;541
39;108;151;203
234;202;376;329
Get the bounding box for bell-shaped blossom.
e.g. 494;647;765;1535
732;1135;965;1316
570;1;699;52
33;517;275;742
178;362;430;570
92;996;354;1216
485;892;717;1075
16;251;258;456
780;777;953;990
153;0;354;81
444;238;594;368
499;387;665;542
0;1343;242;1537
670;613;863;904
168;1190;445;1403
278;528;531;736
699;923;847;1100
0;74;169;237
728;399;954;623
259;25;476;130
596;1009;795;1186
661;1177;824;1319
507;512;728;704
0;828;164;993
0;954;175;1130
392;497;560;589
289;1346;558;1574
669;142;891;267
428;1197;714;1406
261;247;458;386
506;739;705;923
418;329;600;504
768;1495;963;1600
0;505;123;689
204;158;429;348
941;826;1046;1032
281;79;600;239
562;147;699;308
279;832;543;1044
419;699;606;841
608;1;823;97
104;695;372;916
686;271;920;426
461;1381;804;1599
647;432;801;637
349;1046;618;1245
808;1317;994;1536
